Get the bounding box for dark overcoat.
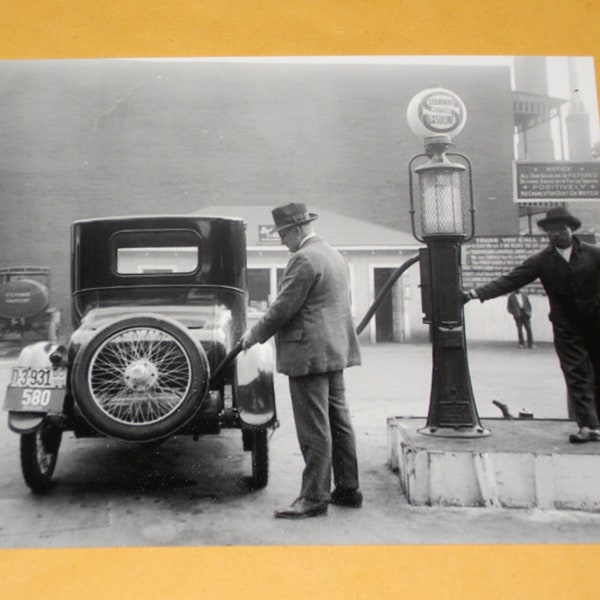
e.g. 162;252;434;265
475;237;600;326
474;236;600;428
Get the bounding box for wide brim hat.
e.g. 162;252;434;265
537;206;581;231
272;202;318;232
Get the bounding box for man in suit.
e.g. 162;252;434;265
506;289;534;348
241;202;362;518
464;207;600;443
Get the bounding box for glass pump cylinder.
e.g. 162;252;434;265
415;157;466;237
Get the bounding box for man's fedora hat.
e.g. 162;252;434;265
272;202;318;232
537;206;582;231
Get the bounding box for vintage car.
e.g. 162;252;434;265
0;266;62;342
2;215;277;493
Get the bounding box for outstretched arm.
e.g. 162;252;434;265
469;257;541;303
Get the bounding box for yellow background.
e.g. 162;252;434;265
0;1;599;598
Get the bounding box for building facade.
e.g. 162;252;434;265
196;206;425;344
0;58;535;337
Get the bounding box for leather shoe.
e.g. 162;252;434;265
569;427;600;444
329;487;363;508
274;497;328;519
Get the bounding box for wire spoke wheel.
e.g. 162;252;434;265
89;327;192;426
72;316;209;442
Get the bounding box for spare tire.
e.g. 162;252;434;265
0;278;49;319
71;315;210;442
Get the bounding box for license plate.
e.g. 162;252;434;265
9;366;67;389
3;367;68;413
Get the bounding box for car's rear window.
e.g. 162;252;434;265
113;229;200;275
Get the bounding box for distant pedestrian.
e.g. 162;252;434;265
463;207;600;444
507;290;534;348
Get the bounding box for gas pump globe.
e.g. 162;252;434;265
406;87;489;438
417;150;465;235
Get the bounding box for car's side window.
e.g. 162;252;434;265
112;229;201;275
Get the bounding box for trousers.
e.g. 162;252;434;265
514;313;533;347
288;371;359;502
553;318;600;429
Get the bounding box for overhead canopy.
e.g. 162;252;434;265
513;90;567;134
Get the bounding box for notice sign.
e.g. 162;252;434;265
513;161;600;202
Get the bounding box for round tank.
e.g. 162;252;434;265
0;278;50;319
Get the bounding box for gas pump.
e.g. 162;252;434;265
406;87;489;437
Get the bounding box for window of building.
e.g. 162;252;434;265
247;268;271;310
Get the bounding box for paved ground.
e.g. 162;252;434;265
2;340;600;549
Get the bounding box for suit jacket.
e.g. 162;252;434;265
475;237;600;325
507;292;531;318
249;235;361;377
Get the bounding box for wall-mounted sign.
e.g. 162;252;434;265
258;224;280;244
406;87;467;139
513;161;600;203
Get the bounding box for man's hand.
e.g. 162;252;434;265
462;289;477;304
241;329;259;351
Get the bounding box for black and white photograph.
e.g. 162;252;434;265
1;54;600;549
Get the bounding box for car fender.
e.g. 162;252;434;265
8;412;46;434
16;341;62;367
236;341;276;428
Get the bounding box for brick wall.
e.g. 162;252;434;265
0;60;517;330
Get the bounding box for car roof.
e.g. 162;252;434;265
71;214;248;321
73;214;245;226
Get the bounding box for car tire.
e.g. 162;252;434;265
20;423;62;494
71;315;210;442
250;429;269;489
